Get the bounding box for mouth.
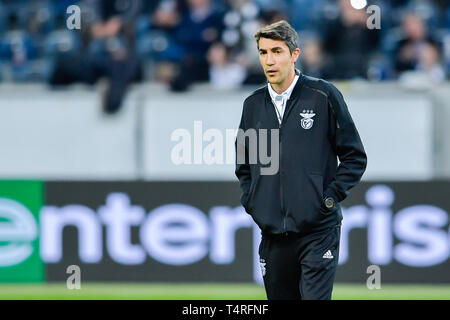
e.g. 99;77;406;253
266;70;278;76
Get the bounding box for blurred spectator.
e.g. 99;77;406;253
0;0;449;88
221;0;261;49
0;12;38;81
394;13;441;74
323;0;381;80
260;8;289;26
147;1;188;65
447;6;450;29
220;0;266;85
169;0;226;91
49;0;143;114
286;0;325;31
298;35;332;79
416;41;446;82
206;42;246;89
151;0;186;30
402;0;441;29
253;0;288;14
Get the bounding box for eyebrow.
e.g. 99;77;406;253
259;47;284;52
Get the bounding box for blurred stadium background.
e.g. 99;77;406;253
0;0;450;300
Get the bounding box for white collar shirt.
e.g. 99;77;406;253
268;73;300;124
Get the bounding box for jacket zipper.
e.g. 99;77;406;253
271;93;288;233
279;121;286;231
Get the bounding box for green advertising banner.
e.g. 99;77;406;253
0;181;44;282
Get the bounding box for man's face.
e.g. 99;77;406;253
258;37;300;86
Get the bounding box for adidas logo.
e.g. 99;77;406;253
323;250;334;259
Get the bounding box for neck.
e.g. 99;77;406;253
271;68;296;94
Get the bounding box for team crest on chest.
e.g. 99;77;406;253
300;110;316;129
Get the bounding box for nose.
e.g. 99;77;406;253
266;52;275;66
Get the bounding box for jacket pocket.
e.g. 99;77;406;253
243;174;260;212
320;201;341;215
309;173;323;208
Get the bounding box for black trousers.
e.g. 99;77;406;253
258;226;341;300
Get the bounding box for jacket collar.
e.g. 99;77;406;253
265;69;304;100
267;70;300;102
264;69;305;124
290;68;304;99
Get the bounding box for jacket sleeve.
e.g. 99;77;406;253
324;83;367;203
235;103;252;206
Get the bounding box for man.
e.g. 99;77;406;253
235;20;367;300
323;0;380;79
169;0;225;91
49;0;143;114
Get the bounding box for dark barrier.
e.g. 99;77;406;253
0;181;448;283
43;182;255;282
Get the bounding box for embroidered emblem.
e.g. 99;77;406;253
300;110;316;129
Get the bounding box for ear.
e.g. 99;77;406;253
292;48;301;63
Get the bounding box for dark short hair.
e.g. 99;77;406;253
254;20;299;54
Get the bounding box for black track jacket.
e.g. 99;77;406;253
235;72;367;236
